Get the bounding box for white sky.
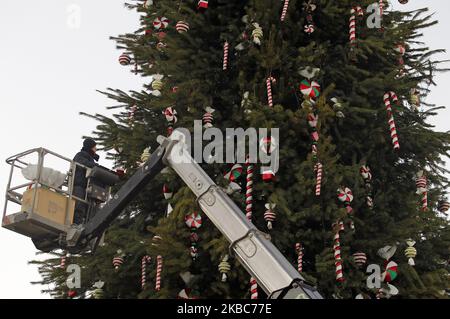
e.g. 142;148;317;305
0;0;448;298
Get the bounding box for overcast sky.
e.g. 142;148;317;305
0;0;449;298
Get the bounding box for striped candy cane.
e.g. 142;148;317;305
245;156;253;221
349;6;363;48
155;255;163;291
314;162;323;196
379;0;384;16
333;222;345;283
280;0;290;22
266;76;276;107
296;243;303;273
223;41;229;71
250;277;258;299
383;92;400;150
60;253;66;269
141;255;151;290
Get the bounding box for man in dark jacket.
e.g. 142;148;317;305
72;138;100;224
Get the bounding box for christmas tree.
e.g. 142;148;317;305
31;0;450;299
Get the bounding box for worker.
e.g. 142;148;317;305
72;138;100;224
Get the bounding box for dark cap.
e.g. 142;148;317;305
83;138;97;150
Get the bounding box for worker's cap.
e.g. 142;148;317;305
83;138;97;149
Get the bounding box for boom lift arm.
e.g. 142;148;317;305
69;130;322;299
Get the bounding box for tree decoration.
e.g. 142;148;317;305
376;283;399;299
333;221;345;284
303;0;317;34
153;16;169;30
202;106;215;128
119;53;132;65
410;88;420;112
378;245;398;283
349;5;364;60
404;239;417;266
141;255;152;290
394;43;406;76
128;104;138;124
307;112;319;159
295;243;303;273
250;277;258;299
337;186;355;229
438;199;450;214
162;184;173;200
259;136;277;182
150;74;164;96
224;163;243;182
140;147;151;164
176;21;189;33
92;281;105;299
112;250;125;270
331;97;345;118
67;290;77;298
155;255;163;291
178;288;198;299
163;106;177;136
383;91;400;150
185;212;202;260
280;0;290;22
60;252;67;269
223;41;229;71
251;23;263;45
245;156;254;221
314;162;323;196
143;0;153;8
352;252;367;268
416;170;428;211
197;0;208;11
264;203;277;230
218;255;231;282
360;165;374;209
300;79;321;99
266;76;276;107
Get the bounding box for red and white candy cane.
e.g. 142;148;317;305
250;277;258;299
333;221;345;283
379;0;384;16
349;6;363;48
223;41;229;71
245;156;253;221
266;76;276;107
416;172;428;211
280;0;290;22
155;255;163;291
60;253;67;269
383;91;400;150
141;255;151;290
295;243;303;273
314;162;323;196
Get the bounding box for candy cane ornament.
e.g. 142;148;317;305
314;163;323;196
245;156;253;221
155;255;163;291
141;255;151;290
223;41;229;71
416;171;428;211
383;92;400;150
266;76;276;107
296;243;303;273
280;0;290;22
250;277;258;299
333;222;345;283
337;187;355;230
360;165;374;209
